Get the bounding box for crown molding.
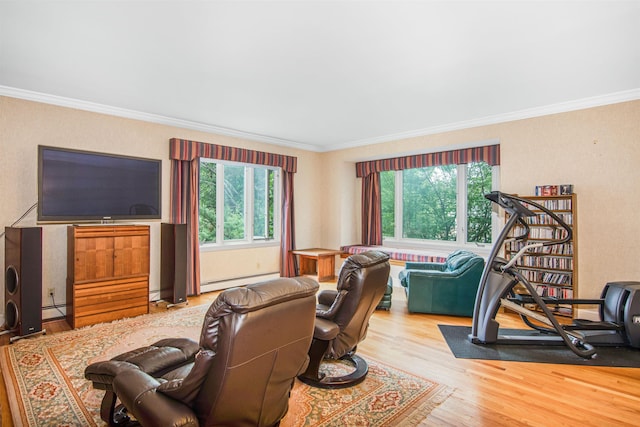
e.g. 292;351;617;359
2;85;639;153
0;85;319;152
324;88;640;152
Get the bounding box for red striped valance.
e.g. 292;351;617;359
355;144;500;177
170;138;297;173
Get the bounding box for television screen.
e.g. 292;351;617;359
38;146;161;222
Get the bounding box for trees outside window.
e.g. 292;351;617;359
402;165;457;241
253;168;276;240
199;159;279;246
223;165;245;241
199;161;217;243
466;162;493;244
381;162;495;246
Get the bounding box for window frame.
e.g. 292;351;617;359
382;163;500;256
199;158;281;251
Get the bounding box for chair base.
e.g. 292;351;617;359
298;353;369;389
100;390;140;427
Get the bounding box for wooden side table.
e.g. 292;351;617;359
291;248;343;282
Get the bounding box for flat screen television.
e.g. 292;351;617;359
38;146;162;222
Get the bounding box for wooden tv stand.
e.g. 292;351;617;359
66;224;150;328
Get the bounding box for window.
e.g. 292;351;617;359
199;159;280;246
380;162;496;247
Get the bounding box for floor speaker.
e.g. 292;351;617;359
160;223;188;306
4;227;43;336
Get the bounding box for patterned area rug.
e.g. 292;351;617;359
1;304;452;426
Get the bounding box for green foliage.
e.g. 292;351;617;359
402;165;457;241
253;168;275;239
466;162;493;243
199;162;277;244
381;171;395;237
380;162;493;244
199;162;217;243
223;165;245;240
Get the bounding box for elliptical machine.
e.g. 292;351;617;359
469;191;640;359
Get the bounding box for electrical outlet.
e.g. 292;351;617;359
48;287;55;297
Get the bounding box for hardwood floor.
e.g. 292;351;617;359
2;281;640;426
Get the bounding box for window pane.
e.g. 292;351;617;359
466;162;493;244
380;170;395;237
253;168;275;239
402;165;457;241
267;169;275;238
224;165;245;240
199;162;216;243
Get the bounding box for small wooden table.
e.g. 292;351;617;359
291;248;343;282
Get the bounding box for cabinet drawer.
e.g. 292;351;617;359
71;225;150;238
73;306;149;329
72;278;149;328
74;278;148;307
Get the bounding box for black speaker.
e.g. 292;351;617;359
160;223;188;306
4;227;43;336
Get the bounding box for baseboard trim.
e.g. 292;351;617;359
200;272;280;293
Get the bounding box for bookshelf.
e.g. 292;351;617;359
504;194;577;317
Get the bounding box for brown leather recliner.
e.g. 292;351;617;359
85;276;319;427
298;250;390;389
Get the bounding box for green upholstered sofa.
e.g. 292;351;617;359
398;250;485;316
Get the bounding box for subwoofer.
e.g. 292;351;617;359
4;227;43;336
160;223;188;306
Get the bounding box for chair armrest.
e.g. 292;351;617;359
399;262;445;288
113;369;200;427
405;269;463;279
313;317;340;341
404;262;447;271
157;349;214;404
84;337;199;389
317;289;338;306
316;290;347;319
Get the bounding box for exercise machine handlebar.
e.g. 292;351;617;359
486;191;572;246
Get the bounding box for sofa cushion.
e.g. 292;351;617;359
447;253;475;271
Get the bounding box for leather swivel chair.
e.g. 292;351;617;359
85;276;319;427
298;250;390;389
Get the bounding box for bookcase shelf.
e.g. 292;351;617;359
504;194;577;317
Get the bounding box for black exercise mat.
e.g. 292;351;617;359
438;325;640;367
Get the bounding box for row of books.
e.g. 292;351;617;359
523;213;573;225
518;255;573;270
522;227;571;240
507;241;574;255
535;285;574;299
519;269;572;285
526;198;573;211
534;184;574;196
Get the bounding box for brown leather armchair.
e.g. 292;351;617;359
85;276;319;427
298;250;390;389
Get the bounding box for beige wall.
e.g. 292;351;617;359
1;95;638;322
0;96;323;318
321;100;640;299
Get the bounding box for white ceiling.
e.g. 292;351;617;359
1;1;639;152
